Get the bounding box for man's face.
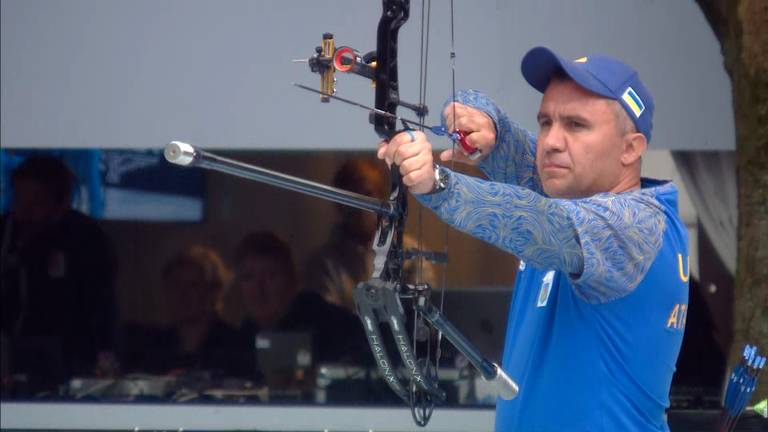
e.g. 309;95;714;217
11;179;61;225
236;255;293;328
535;79;627;198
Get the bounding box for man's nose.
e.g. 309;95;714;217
540;123;566;153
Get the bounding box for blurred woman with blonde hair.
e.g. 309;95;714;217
120;245;252;377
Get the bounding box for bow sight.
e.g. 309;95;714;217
307;32;429;124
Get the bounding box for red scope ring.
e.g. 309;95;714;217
333;46;357;72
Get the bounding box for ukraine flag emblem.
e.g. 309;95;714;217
622;87;645;118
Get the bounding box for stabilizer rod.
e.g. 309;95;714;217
419;302;519;400
164;141;397;218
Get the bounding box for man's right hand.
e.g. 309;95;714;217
441;102;497;164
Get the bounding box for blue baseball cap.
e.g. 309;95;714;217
521;46;654;142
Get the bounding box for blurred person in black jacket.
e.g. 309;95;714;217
0;156;116;396
222;231;369;370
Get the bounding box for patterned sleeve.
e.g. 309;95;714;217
416;171;666;303
443;90;543;193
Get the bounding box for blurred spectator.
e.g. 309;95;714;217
118;245;250;377
221;231;369;368
303;157;436;312
0;156;116;395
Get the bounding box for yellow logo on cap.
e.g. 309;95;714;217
574;57;588;63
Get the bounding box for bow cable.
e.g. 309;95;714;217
434;0;459;386
410;0;434;425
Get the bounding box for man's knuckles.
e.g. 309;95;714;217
403;170;430;189
398;156;425;176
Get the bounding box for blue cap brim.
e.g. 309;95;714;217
521;47;614;98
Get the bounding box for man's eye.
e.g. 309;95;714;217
568;120;586;129
538;119;551;128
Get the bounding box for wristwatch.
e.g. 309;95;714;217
429;163;449;194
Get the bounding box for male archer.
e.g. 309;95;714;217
378;46;689;431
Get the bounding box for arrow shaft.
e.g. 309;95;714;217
293;83;434;130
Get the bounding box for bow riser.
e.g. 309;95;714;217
374;0;409;140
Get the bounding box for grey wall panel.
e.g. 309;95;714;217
1;402;495;431
1;0;734;150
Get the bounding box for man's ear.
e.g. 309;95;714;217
621;132;647;166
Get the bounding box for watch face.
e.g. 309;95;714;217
435;166;448;191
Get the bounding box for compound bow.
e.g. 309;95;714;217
164;0;517;426
306;0;446;425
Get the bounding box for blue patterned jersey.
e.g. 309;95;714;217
417;91;689;431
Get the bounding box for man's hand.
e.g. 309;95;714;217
442;103;497;164
377;131;436;195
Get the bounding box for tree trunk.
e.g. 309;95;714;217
695;0;768;400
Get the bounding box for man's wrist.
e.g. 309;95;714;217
424;164;449;194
